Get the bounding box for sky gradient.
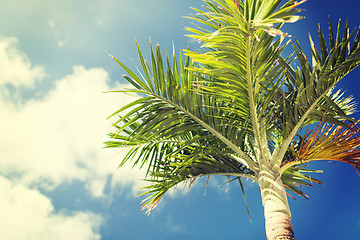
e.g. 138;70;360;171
1;0;360;239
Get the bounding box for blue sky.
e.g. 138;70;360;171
0;0;359;239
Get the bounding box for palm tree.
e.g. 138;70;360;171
105;0;360;239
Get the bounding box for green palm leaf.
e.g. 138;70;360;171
106;41;258;211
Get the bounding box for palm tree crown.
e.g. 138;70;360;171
105;0;360;238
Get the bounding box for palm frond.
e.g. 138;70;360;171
106;41;258;213
281;165;323;200
184;0;307;164
272;17;360;165
106;42;248;159
139;143;256;214
280;121;360;174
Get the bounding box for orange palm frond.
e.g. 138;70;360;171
281;121;360;174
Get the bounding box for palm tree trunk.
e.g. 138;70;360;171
259;168;295;240
265;212;295;240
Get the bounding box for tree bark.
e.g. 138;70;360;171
265;212;295;240
259;168;295;240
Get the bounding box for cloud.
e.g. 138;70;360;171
0;36;146;198
0;36;152;239
0;36;46;88
0;175;102;240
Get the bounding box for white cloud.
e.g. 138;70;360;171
0;37;146;198
0;36;153;239
0;175;102;240
0;36;46;88
0;65;146;196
